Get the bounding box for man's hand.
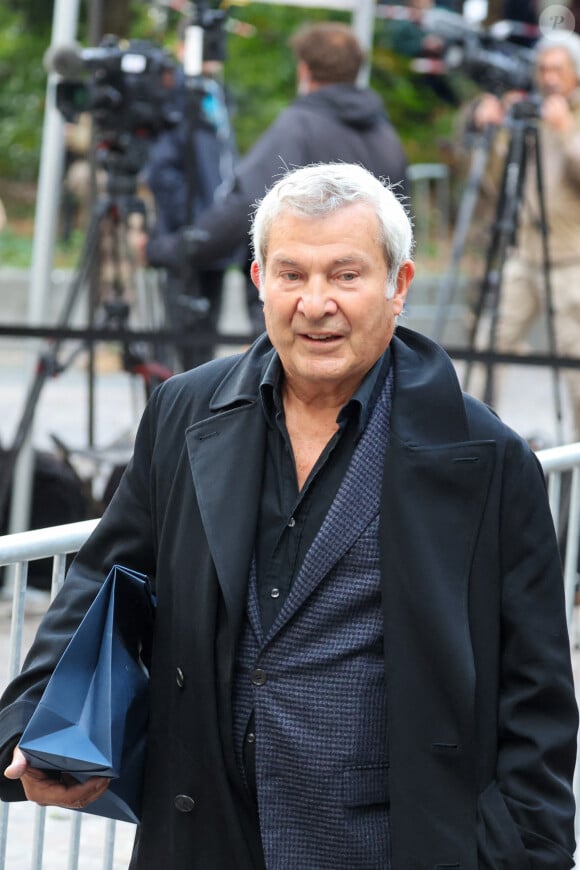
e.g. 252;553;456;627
4;746;111;811
542;94;574;133
473;94;505;129
472;91;527;130
127;213;150;268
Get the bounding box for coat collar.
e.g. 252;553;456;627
208;327;471;448
389;326;470;446
209;334;275;412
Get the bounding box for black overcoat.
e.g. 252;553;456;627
0;327;577;868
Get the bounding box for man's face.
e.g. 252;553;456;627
536;47;578;97
251;203;413;403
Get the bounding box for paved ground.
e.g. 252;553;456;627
0;265;578;867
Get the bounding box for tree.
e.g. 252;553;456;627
0;2;461;181
99;0;133;39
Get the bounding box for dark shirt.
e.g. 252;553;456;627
242;348;391;798
255;349;391;633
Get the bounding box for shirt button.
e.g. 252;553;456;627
176;667;185;689
246;732;256;744
174;794;195;813
270;587;280;599
251;668;267;686
288;516;296;528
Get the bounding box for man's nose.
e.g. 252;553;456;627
296;281;338;318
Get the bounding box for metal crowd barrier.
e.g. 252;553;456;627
0;442;578;868
0;518;133;870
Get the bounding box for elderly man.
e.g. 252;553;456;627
0;163;576;868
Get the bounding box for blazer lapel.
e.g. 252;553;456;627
269;474;381;640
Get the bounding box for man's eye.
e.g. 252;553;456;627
339;272;357;282
282;272;300;281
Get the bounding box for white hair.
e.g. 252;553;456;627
536;30;580;80
250;162;414;299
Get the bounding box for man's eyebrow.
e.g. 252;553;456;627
269;254;372;269
333;256;368;266
270;256;302;268
278;254;367;263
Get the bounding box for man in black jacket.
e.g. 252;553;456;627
140;21;408;336
1;162;576;868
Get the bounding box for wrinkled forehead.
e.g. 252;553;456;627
262;202;386;264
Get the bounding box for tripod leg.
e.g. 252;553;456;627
533;129;564;443
462;208;506;396
432;127;496;343
0;205;106;520
96;198;175;388
463;118;528;402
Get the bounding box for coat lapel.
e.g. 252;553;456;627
383;329;495;718
185;401;266;623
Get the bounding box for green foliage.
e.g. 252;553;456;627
3;0;53;34
0;2;474;207
0;8;49;179
0;227;33;267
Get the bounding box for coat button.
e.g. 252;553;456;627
174;794;195;813
176;667;185;689
251;668;267;686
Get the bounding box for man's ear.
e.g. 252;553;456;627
296;60;312;95
392;260;414;314
250;260;262;291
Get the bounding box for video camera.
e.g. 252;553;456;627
46;36;180;137
421;9;537;95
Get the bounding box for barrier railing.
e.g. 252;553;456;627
0;519;136;870
0;442;578;867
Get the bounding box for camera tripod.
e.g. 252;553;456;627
431;124;497;343
439;98;564;440
0;140;174;521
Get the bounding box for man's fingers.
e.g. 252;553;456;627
4;746;110;810
20;771;111;810
4;746;28;780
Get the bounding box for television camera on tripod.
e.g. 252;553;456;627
139;0;238;373
415;10;580;444
0;35;183;524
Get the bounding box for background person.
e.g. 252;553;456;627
0;162;576;869
143;21;238;371
472;30;580;439
138;20;409;337
60;112;95;241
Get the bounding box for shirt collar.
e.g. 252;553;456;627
259;348;391;436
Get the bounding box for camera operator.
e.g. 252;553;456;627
142;21;237;371
135;21;409;339
471;30;580;438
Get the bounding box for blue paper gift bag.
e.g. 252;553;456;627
19;564;155;824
